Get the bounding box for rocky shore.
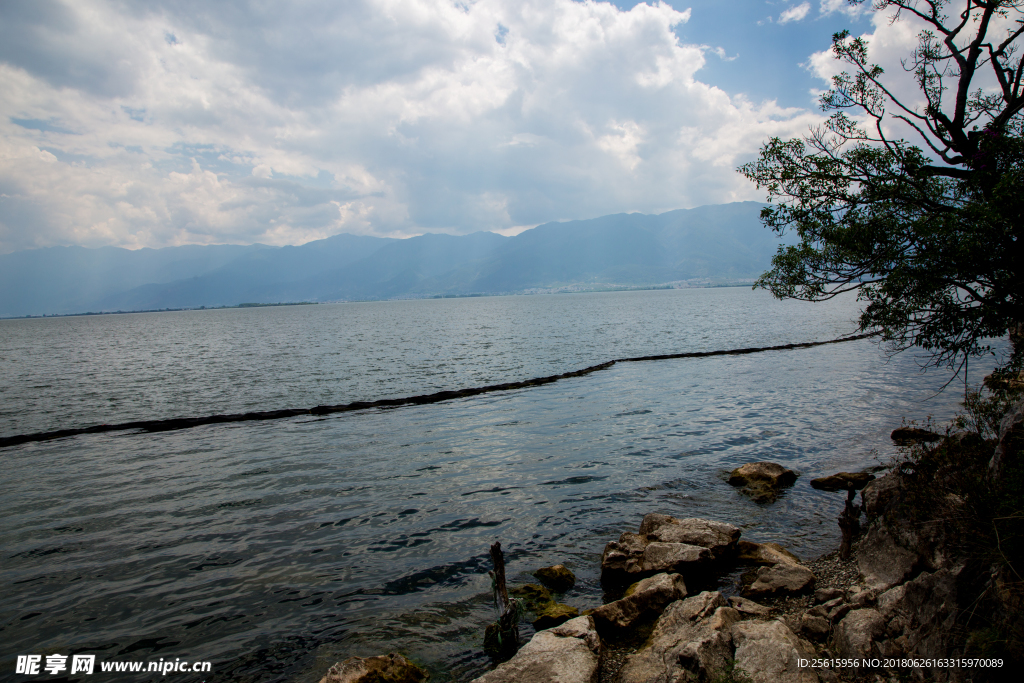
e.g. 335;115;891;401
317;400;1024;683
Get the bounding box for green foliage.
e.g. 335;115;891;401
738;1;1024;372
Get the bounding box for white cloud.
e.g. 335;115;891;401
778;2;811;25
0;0;822;253
819;0;867;18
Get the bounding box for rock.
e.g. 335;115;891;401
641;542;713;573
728;462;798;503
533;564;576;593
729;596;772;617
810;472;875;492
800;613;830;641
509;584;553;611
600;532;647;584
639;514;741;560
827;603;852;624
813;588;843;604
861;473;903;520
856;523;919;591
617;592;737;683
731;620;819;683
532;602;579;630
890;426;942;444
737;540;801;566
318;653;426;683
601;534;711;585
471;615;601;683
589;572;686;633
602;515;741;585
989;399;1024;480
834;608;884;659
742;563;815;598
874;568;960;670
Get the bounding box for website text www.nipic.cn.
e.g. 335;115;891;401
16;654;212;676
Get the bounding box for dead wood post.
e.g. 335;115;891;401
838;488;862;560
484;541;520;659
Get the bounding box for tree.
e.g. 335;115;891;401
739;0;1024;375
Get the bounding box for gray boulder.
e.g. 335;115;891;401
589;573;687;633
728;596;772;617
639;514;741;560
834;608;884;659
731;620;819;683
601;532;713;585
728;462;798;503
617;591;738;683
318;653;426;683
737;540;801;566
875;568;960;674
742;563;815;598
471;615;601;683
856;523;919;591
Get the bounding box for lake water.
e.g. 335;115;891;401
0;289;983;682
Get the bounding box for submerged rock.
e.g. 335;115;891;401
318;653;426;683
588;572;686;633
471;615;601;683
532;603;579;631
533;564;576;593
728;462;798;503
809;472;875;492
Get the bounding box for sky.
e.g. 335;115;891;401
0;0;920;253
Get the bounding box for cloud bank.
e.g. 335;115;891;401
0;0;823;252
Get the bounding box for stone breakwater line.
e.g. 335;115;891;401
0;332;878;450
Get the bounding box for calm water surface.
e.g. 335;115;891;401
0;289;980;682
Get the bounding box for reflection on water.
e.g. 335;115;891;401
0;289;981;682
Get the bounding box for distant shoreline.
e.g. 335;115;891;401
0;282;756;320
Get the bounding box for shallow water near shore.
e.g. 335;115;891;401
0;289;989;682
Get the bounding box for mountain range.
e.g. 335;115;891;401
0;202;783;317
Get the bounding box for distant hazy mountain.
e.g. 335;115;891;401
0;202;780;317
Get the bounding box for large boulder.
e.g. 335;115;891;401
742;563;815;598
588;573;687;633
874;568;961;676
638;515;741;560
728;462;798;503
471;616;601;683
318;653;426;683
856;524;919;591
737;540;801;566
601;516;739;585
834;608;884;659
731;620;819;683
861;474;903;520
617;591;738;683
533;564;576;593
